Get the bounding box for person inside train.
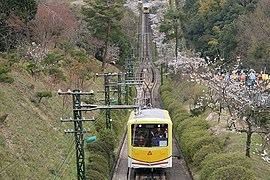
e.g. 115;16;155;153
138;132;146;147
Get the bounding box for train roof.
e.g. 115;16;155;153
143;3;150;7
127;108;172;124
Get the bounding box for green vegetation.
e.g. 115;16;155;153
160;79;270;179
82;0;132;67
0;64;14;83
86;113;127;179
160;8;186;57
35;91;53;103
182;0;270;71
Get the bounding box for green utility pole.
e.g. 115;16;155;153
58;87;140;179
126;53;134;96
161;63;164;85
104;73;111;129
118;72;122;105
125;73;129;105
72;90;86;180
58;90;95;180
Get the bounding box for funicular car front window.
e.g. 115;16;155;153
131;124;168;147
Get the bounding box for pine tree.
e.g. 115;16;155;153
82;0;124;69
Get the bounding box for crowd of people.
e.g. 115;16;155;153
215;67;270;90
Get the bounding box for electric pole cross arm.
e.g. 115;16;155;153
73;104;141;111
58;89;95;180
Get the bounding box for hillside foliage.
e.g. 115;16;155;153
182;0;270;71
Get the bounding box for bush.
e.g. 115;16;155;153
87;141;112;160
89;160;109;178
190;107;205;116
179;128;209;145
177;117;210;135
0;74;14;83
0;65;14;83
172;112;190;127
88;153;109;167
35;91;52;103
0;65;11;74
86;169;106;180
178;128;210;160
160;83;172;92
169;107;188;119
200;153;253;180
162;96;177;107
189;136;221;158
167;101;180;112
209;165;255;180
192;144;221;167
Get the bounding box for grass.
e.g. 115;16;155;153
0;63;121;179
222;132;270;180
208;112;270;179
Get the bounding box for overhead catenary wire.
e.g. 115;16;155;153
0;126;57;175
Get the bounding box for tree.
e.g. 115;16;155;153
206;79;270;158
82;0;124;69
30;1;79;50
0;0;37;51
183;0;259;62
160;8;186;59
237;0;270;71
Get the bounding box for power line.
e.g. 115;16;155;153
53;140;76;180
58;149;76;179
0;126;56;175
26;136;74;179
51;110;105;179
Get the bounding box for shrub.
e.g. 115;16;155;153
192;144;221;167
0;65;14;83
35;91;52;103
162;96;176;107
169;107;188;118
180;128;209;144
178;128;210;160
209;165;255;180
0;75;14;83
87;141;111;160
177;117;210;135
190;107;205;116
88;159;109;178
200;153;253;180
189;136;221;158
160;84;172;92
167;101;180;112
172;112;190;127
0;65;11;74
88;153;109;167
86;169;106;180
98;129;117;151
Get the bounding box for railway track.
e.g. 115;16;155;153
112;1;192;179
132;169;166;180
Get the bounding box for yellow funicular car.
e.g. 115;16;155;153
127;108;172;169
143;3;150;14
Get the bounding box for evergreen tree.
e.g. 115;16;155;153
160;8;186;59
82;0;124;68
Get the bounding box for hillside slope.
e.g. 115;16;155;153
0;66;116;179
